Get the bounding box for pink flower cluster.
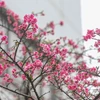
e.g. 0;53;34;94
0;31;8;44
83;30;95;41
26;31;33;39
33;59;43;69
68;39;78;48
40;44;51;54
94;40;100;47
3;73;13;83
0;0;5;7
49;21;55;30
68;84;76;90
33;51;39;58
22;45;26;55
12;68;18;78
59;21;64;26
24;59;42;74
60;48;67;57
0;64;4;75
24;14;38;32
7;9;19;24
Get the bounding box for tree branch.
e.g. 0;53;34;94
0;84;34;100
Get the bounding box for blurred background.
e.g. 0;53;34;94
5;0;82;40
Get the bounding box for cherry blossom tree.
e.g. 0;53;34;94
0;1;100;100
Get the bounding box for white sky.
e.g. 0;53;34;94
81;0;100;34
81;0;100;66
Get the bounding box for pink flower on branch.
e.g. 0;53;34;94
0;1;5;7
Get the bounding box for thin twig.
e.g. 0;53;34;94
0;84;33;100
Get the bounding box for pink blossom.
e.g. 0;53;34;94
0;31;4;35
7;16;12;24
24;65;30;72
0;1;5;7
0;64;3;75
12;68;16;74
7;9;13;15
98;48;100;52
95;28;100;35
41;31;47;36
24;14;38;29
49;21;55;29
33;59;42;68
3;73;13;83
26;31;33;39
83;36;88;41
59;21;64;26
12;69;18;78
98;59;100;62
18;61;23;66
21;74;26;80
68;85;77;90
40;44;51;54
33;51;39;58
13;22;18;27
63;37;67;41
87;30;95;37
92;80;99;87
68;39;75;46
94;42;99;47
89;67;97;72
1;35;7;41
60;48;67;57
22;45;26;55
7;78;13;83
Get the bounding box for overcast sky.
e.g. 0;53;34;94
81;0;100;66
81;0;100;34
